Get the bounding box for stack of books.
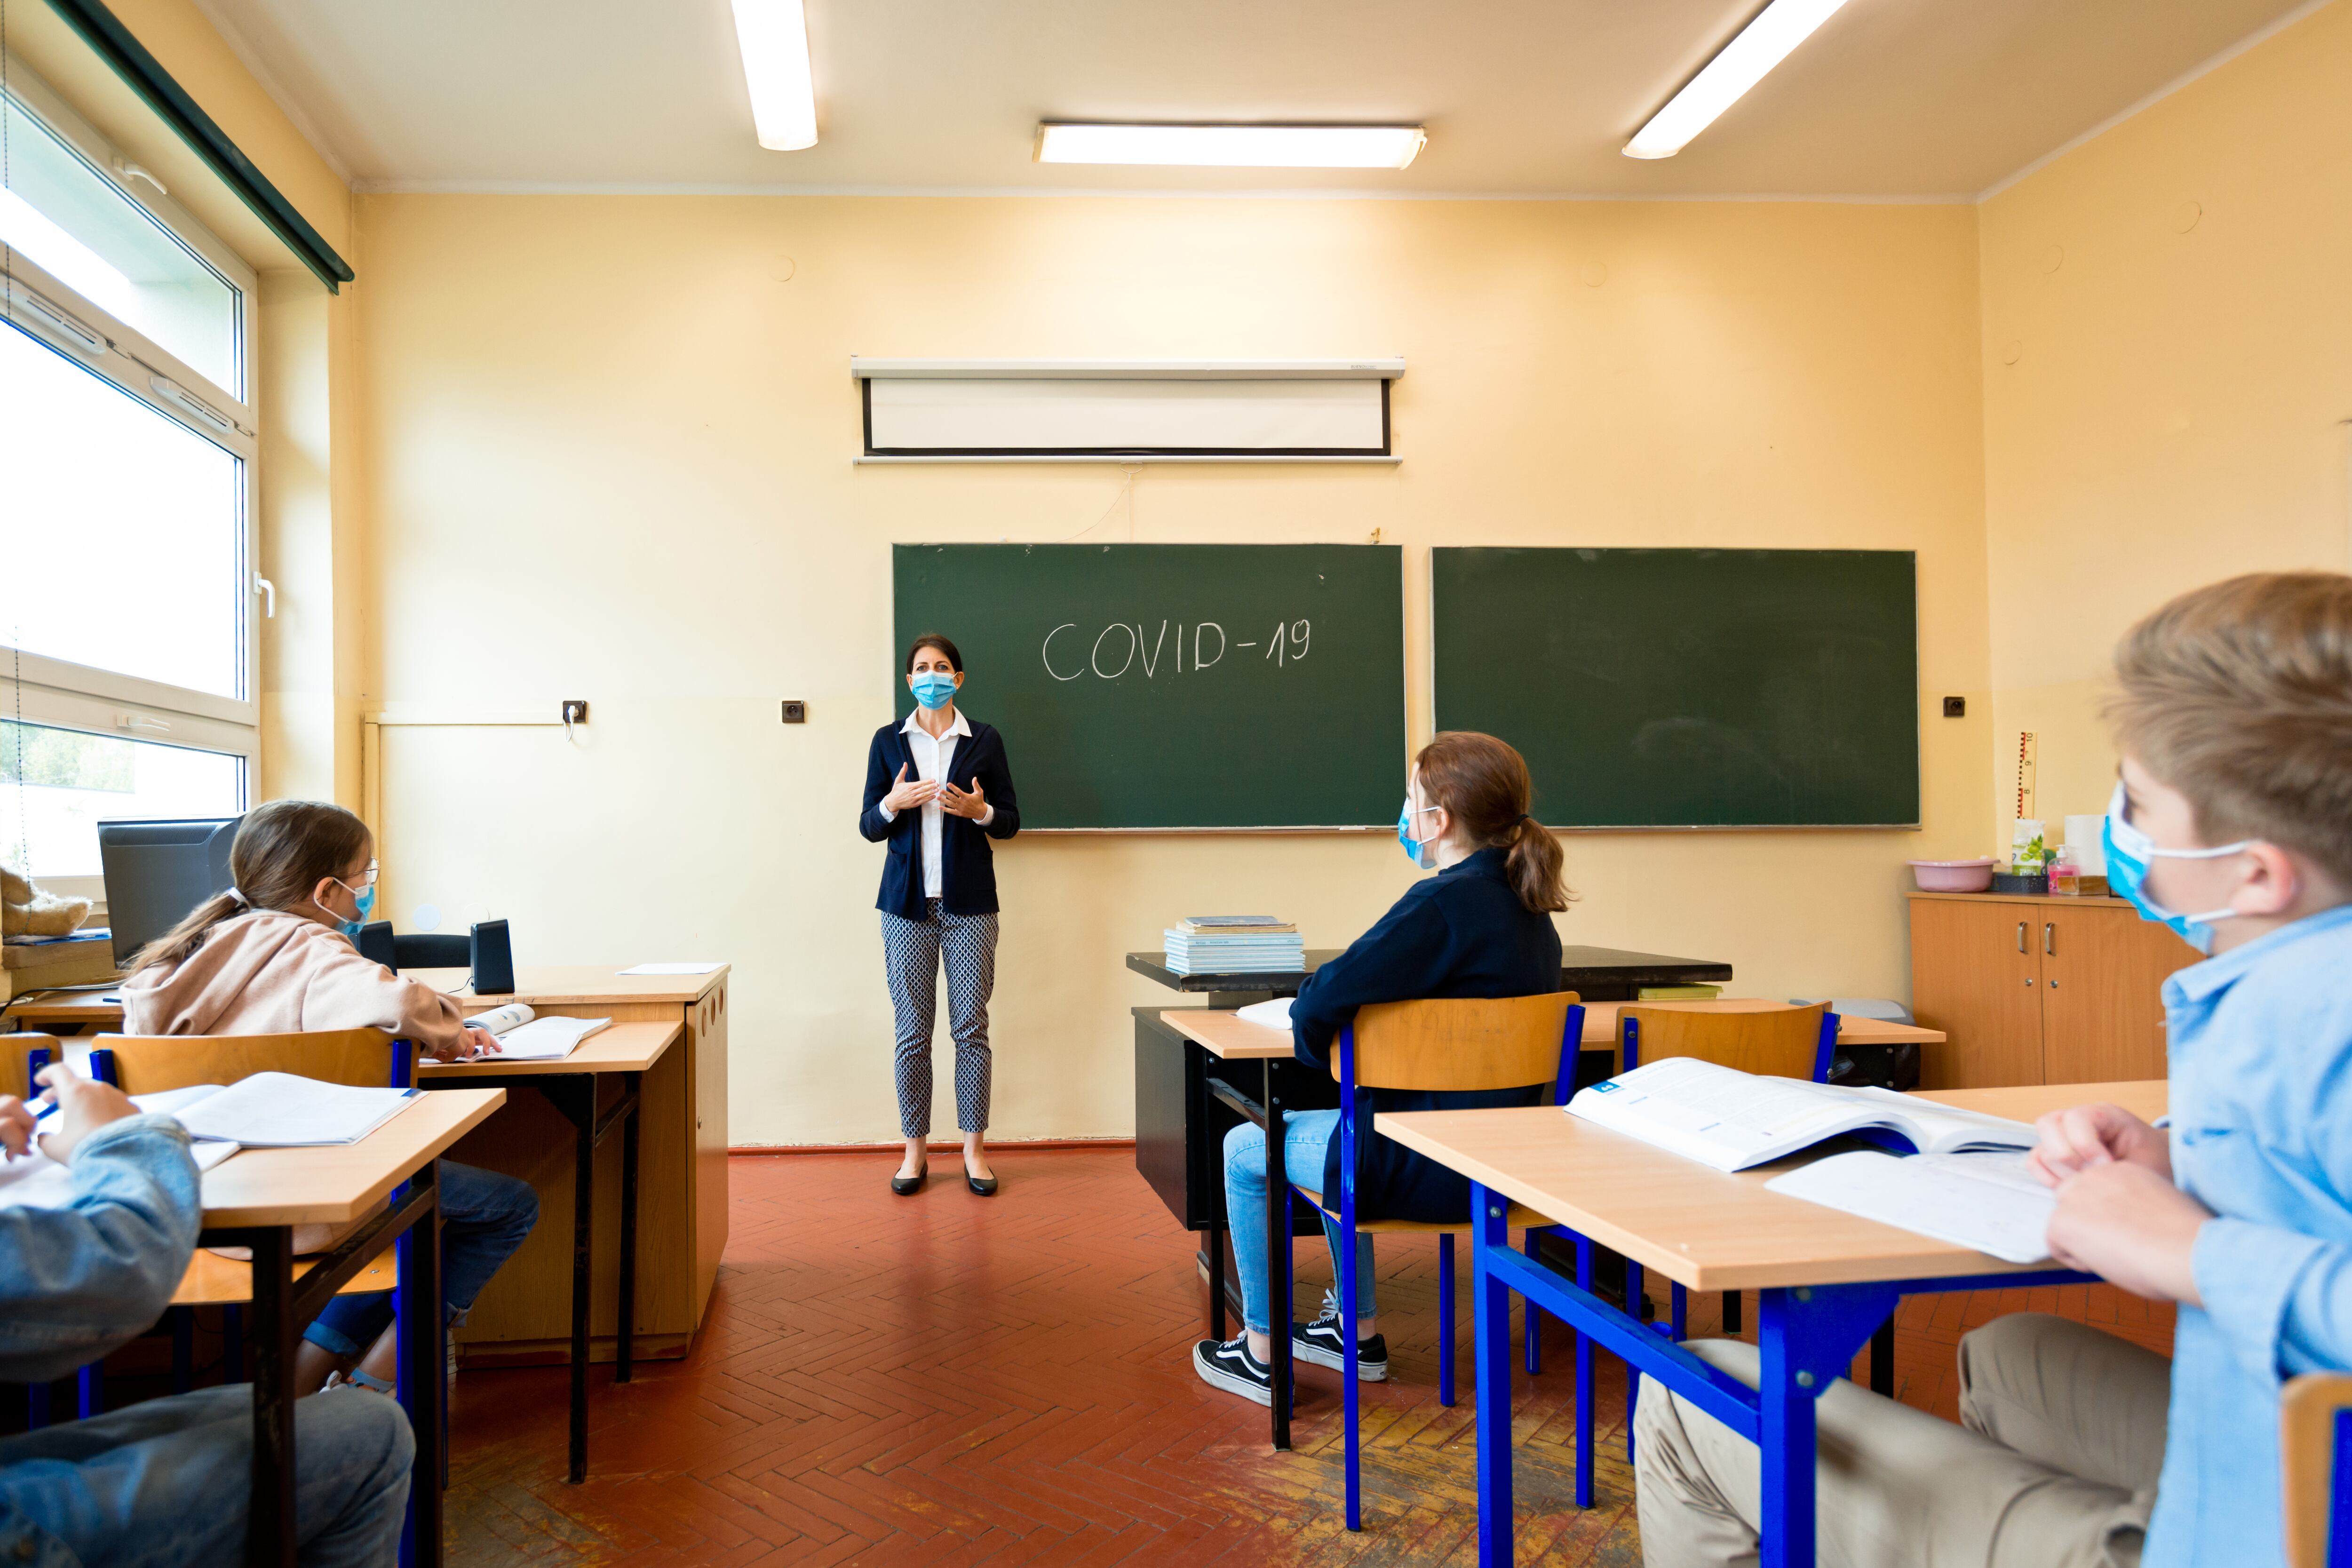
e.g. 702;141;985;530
1162;916;1305;976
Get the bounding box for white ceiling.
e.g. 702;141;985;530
192;0;2314;198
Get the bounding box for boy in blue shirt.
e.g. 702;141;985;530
1635;571;2352;1568
0;1064;415;1566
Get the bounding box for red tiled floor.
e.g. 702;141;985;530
443;1149;2173;1565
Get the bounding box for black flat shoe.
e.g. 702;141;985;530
891;1161;927;1196
964;1161;998;1197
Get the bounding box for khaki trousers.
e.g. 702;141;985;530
1635;1314;2168;1568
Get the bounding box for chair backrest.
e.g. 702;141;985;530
1;1035;64;1101
2282;1372;2352;1568
1346;993;1584;1093
1621;1002;1839;1082
393;932;471;971
93;1029;408;1093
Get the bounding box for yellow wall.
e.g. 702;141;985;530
351;193;1992;1144
1980;0;2352;836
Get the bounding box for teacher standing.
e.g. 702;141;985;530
859;633;1021;1197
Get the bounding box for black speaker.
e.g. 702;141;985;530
355;920;397;973
469;919;515;995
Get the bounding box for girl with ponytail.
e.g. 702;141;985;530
121;799;538;1401
1192;731;1573;1407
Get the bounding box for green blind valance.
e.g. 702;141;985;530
40;0;354;292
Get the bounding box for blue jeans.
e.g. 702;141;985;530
305;1159;537;1358
1224;1112;1377;1336
0;1384;412;1568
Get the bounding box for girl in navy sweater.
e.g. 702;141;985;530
1194;731;1569;1404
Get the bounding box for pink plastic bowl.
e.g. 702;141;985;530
1909;858;1997;892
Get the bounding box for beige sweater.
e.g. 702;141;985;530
121;908;468;1053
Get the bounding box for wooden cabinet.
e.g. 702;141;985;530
1909;893;2193;1089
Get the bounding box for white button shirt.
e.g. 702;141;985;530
882;708;993;900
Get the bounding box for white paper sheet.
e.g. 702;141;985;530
1236;998;1293;1032
617;963;722;976
1765;1150;2057;1264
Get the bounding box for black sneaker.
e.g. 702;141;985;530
1290;1292;1388;1381
1192;1335;1275;1406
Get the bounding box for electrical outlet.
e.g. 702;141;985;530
780;700;807;724
561;700;588;725
1943;696;1966;718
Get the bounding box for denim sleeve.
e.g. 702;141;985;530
2193;1215;2350;1381
0;1114;202;1382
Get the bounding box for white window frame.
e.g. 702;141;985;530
2;55;262;879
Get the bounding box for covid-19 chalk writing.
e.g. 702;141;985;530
1041;619;1312;682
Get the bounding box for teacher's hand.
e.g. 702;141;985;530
883;763;941;814
941;780;989;820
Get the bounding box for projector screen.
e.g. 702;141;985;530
862;375;1390;457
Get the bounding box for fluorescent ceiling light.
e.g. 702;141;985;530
1624;0;1851;160
1036;123;1426;170
731;0;817;151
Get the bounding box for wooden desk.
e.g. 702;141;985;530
5;966;735;1372
1378;1081;2165;1568
1153;1010;1301;1448
203;1086;504;1568
418;1020;678;1481
408;967;729;1370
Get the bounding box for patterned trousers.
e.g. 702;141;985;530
881;899;999;1137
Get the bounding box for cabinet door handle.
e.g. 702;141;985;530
2016;921;2028;954
2044;922;2056;956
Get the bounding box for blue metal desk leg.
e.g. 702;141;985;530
1754;1282;1901;1568
396;1166;445;1568
1574;1237;1595;1508
1470;1185;1515;1568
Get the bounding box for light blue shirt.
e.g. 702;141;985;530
2154;901;2352;1568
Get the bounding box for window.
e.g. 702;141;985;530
1;720;242;877
1;58;258;882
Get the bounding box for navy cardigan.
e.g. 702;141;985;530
1290;846;1563;1223
858;719;1021;918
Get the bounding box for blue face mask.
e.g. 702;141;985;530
910;671;959;710
2102;780;2249;956
1398;797;1442;871
319;876;376;939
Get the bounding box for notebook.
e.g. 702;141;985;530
0;1139;238;1211
1764;1149;2057;1264
460;1003;611;1061
1237;997;1294;1031
135;1074;420;1148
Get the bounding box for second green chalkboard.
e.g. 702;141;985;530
1432;547;1920;828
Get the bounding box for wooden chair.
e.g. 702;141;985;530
2283;1372;2352;1568
29;1030;416;1427
1287;991;1586;1532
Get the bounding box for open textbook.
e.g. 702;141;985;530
461;1003;611;1061
1565;1057;2038;1172
135;1075;420;1147
1565;1058;2056;1263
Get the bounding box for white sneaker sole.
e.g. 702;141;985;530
1290;1336;1389;1381
1192;1345;1274;1407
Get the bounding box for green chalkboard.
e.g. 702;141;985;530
893;544;1405;829
1432;548;1919;828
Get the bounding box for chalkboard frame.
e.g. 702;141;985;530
892;542;1408;832
1431;546;1923;832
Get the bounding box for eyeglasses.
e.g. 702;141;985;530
349;860;379;890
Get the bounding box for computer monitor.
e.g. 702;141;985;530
96;817;242;968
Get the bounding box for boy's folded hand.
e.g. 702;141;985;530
34;1067;143;1166
2026;1102;2171;1186
0;1096;35;1161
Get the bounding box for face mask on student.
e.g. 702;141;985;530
2102;780;2250;955
316;876;376;940
1398;798;1443;871
910;672;958;710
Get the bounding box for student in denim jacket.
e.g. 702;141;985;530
0;1067;412;1567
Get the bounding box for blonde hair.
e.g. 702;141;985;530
127;800;373;975
2109;571;2352;887
1414;731;1574;914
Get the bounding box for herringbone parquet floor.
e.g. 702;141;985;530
442;1148;2175;1566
